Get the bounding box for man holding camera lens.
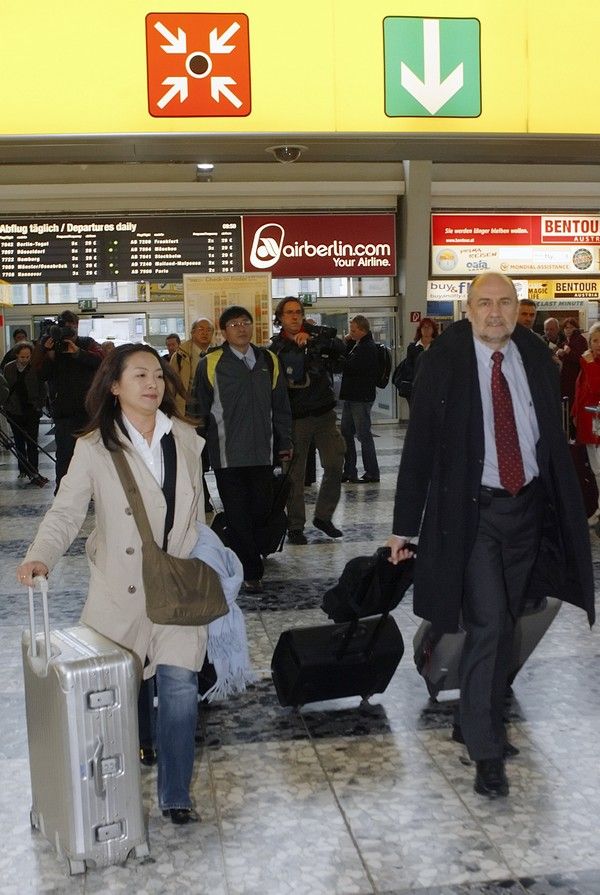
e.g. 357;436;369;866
39;310;102;492
270;297;346;545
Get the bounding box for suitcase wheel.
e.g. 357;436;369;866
134;842;152;861
66;858;86;876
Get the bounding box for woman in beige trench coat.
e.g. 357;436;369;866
17;343;206;825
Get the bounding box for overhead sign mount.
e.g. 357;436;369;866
384;16;481;118
146;13;251;117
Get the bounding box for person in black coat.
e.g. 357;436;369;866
3;341;47;483
388;272;594;800
339;315;380;483
37;310;102;492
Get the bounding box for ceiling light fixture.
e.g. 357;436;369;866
196;162;214;181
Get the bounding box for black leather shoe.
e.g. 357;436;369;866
139;746;157;766
288;529;308;545
243;579;263;594
474;759;509;798
360;474;380;483
452;724;519;759
162;808;200;825
341;474;360;483
313;517;343;538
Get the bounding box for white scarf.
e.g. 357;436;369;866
190;523;256;701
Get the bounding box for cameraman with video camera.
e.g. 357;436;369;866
38;310;102;492
270;297;346;545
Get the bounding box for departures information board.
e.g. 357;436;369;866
0;215;242;283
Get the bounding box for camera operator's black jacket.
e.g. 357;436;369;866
39;337;102;420
339;331;378;403
269;329;345;419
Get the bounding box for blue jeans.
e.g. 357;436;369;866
341;401;379;479
155;664;198;810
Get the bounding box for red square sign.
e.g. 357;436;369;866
146;13;251;117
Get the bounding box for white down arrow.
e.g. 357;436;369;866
400;19;463;115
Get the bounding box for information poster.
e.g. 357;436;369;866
183;272;272;346
431;214;600;276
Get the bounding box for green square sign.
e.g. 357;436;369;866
384;16;481;118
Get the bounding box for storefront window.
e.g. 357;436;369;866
6;284;29;305
350;277;394;296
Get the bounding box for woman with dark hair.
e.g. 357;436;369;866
557;317;588;408
397;317;439;402
17;344;207;825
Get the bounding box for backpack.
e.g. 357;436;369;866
391;356;413;399
375;343;392;389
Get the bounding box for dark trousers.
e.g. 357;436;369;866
215;465;273;581
54;415;86;492
8;410;40;474
201;441;213;512
341;400;380;479
458;481;544;760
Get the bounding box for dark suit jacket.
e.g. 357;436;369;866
339;331;379;402
393;319;595;632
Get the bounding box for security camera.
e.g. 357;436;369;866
266;145;308;164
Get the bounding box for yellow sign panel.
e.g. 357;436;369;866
1;0;599;136
529;280;600;299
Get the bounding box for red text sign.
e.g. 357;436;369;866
243;214;397;276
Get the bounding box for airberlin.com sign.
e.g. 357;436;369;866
431;214;600;276
243;215;396;276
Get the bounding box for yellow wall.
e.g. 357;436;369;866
1;0;598;135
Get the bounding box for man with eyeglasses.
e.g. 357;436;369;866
270;297;346;545
191;306;292;593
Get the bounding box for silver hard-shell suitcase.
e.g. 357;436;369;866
21;577;149;875
413;597;561;699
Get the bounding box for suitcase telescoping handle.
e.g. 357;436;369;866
27;575;52;675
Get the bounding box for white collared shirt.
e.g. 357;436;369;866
121;409;173;486
473;336;539;488
229;344;256;369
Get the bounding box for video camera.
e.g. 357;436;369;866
302;322;343;372
39;317;75;352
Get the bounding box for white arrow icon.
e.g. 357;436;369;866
400;19;463;115
157;76;189;109
209;21;240;54
154;21;187;54
210;76;242;108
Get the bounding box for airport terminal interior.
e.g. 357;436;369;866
3;63;600;895
1;422;600;895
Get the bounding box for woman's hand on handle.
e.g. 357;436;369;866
16;561;49;587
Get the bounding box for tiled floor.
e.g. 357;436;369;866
1;422;600;894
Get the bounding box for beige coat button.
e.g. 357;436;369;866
128;585;136;593
125;547;134;555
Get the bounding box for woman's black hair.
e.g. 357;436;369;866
81;343;189;450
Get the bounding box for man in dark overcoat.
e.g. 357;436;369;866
388;272;594;798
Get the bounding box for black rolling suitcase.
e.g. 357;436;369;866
211;465;291;556
271;614;404;707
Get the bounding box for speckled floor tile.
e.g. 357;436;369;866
2;427;600;893
209;740;374;895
